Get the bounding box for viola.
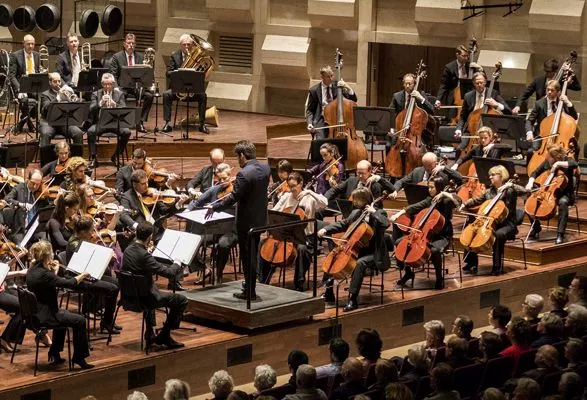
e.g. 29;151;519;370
267;180;289;201
322;192;387;280
259;201;306;266
54;161;67;175
141;188;185;207
386;60;428;178
524;169;568;220
89;180;117;196
216;180;234;200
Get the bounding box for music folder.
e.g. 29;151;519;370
152;229;202;265
0;262;9;286
67;241;113;280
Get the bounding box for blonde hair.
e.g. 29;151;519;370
29;240;54;264
66;156;87;174
547;144;565;161
477;126;494;139
488;165;509;181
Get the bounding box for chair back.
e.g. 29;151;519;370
479;356;515;391
118;271;156;312
330;373;345;395
17;287;41;331
414;375;432;400
541;371;563;397
56;251;67;266
431;346;446;368
258;384;295;400
467;338;481;359
514;349;538;377
454;362;485;399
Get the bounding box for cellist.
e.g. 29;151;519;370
458;165;524;276
390;176;461;289
525;144;577;244
260;172;327;291
454;72;511;151
451;126;504;170
305;65;357;139
317;187;390;311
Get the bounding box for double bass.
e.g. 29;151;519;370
458;62;503;175
451;38;478;126
527;71;579;176
323;49;367;168
386;61;428;178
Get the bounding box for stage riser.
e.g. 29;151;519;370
5;261;587;400
93;142;267;160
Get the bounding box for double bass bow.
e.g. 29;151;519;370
386;60;428;178
323;49;367;168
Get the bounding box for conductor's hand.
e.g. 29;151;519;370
204;206;215;220
76;272;90;283
317;228;326;238
512;106;521;115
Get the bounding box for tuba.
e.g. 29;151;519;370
39;45;49;73
81;43;91;70
142;47;156;92
177;34;215;100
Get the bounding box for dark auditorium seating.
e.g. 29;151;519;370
454;362;485;399
478;356;515;391
513;349;538;377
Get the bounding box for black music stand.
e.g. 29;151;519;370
170;70;205;142
0;141;38;168
77;68;108;94
353;106;392;166
46;101;90;140
20;73;49;141
473;157;516;187
481;114;527;153
119;66;156;142
97;107;136;172
404;183;430;205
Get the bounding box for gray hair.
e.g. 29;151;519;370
164;379;190;400
254;364;277;392
101;72;116;85
567;304;587;333
208;370;233;398
215;163;232;175
424;320;445;346
296;364;317;389
48;72;61;81
127;391;148;400
179;34;194;44
407;344;430;371
524;294;544;317
539;312;564;336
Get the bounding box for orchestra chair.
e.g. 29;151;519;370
95;131;130;164
56;251;82;313
362;267;385;305
12;287;72;375
435;126;460;160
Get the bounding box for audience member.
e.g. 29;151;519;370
316;338;349;379
425;363;460;400
481;388;505;400
565;304;587;338
329;357;367;400
563;338;585;372
569;276;587;308
424;320;446;361
288;350;310;390
254;364;277;394
477;331;504;362
531;312;564;348
557;371;584;400
400;344;430;382
511;378;541;400
451;315;474;341
522;345;561;385
522;294;544;325
500;317;533;363
127;392;148;400
385;383;414;400
445;337;474;369
368;359;399;391
549;286;570;319
285;364;328;400
208;371;233;400
488;305;512;346
227;391;251;400
356;328;383;378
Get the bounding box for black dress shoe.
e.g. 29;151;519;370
463;264;478;274
48;351;66;365
72;357;95;370
155;335;185;349
556;234;564;245
198;125;209;134
88;157;99;169
397;270;415;287
162;122;173;133
100;322;121;335
343;298;359;312
528;230;540;240
233;290;256;300
167;282;185;291
137;123;147;133
321;287;335;303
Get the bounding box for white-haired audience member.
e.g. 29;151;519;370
284;364;328;400
253;364;277;394
522;294;544;325
565;304;587;338
127;391;148;400
424;320;446;360
164;379;190;400
208;371;233;400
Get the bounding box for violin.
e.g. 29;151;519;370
322;192;387;280
259;200;306;266
324;162;340;184
141;188;185;207
143;159;180;186
89;180;117;196
216;179;234;200
524;161;569;220
54;161;68;175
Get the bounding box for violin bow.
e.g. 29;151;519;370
31;176;56;209
0;232;25;270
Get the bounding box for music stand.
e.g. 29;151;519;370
0;141;39;168
46;101;89;141
19;74;48;166
335;199;353;218
353;106;392;166
153;228;202;266
119;66;156;142
310;138;348;164
473;157;516;187
481;114;527;153
97;107;136;171
170;70;205;142
404;183;430;205
77;68;108;94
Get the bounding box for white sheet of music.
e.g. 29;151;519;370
153;229;201;265
67;241;113;280
19;217;39;248
0;263;9;286
178;209;234;225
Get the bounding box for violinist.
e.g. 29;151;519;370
454;72;511;150
307;143;344;195
187;148;225;196
317;187;390;311
76;183;98;217
4;169;50;244
306;65;357;139
260;172;327;291
116;148;149;195
458;165;524;276
525;144;577;245
451;126;504;170
513;58;581;115
267;159;293;205
525;80;578;153
46;192;80;253
41;141;71;187
390;176;461;289
60;156;89;192
391;152;463;198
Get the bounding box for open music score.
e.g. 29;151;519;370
67;241;113;280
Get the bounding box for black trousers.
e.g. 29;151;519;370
145;291;188;332
75;275;119;326
48;310;89;360
162;90;207;126
122;88;154;122
0;289;25;344
529;194;572;235
216;233;238;278
239;230;260;293
430;238;449;286
87;125;131;158
39;122;83;147
349;255;376;296
464;224;516;273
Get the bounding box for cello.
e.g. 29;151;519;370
451;38;478;126
527;71;579;176
323;49;367;168
322;192;387;280
259;201;306;267
458;62;503;175
386;61;428;178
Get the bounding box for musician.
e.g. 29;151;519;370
513;58;581;114
41;141;71;187
87;73;132;168
0;268;28;351
268;159;294;205
306;65;357;139
26;240;94;369
122;221;188;349
8;34;40;133
55;33;81;88
162;34;209;134
318;187;390;311
525;144;577;245
39;72;84;147
109;33;153;133
525;80;578;152
325;160;394;207
391;73;435;116
205;140;271;300
435;45;470;108
459;165;524;275
3;169;50;244
116;148;149;194
391;152;463;198
260;172;327;291
451;126;505;170
390;176;461;289
46;192;79;253
187;148;225;196
454;72;511;150
60;156;89;192
308;143;344;195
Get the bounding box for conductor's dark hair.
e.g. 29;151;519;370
136;222;154;241
234;140;256;160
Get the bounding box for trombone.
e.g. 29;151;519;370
39;45;49;73
81;43;91;70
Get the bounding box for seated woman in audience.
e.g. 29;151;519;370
521;294;544;326
522;344;561;385
500;317;533;364
531;313;564;348
356;328;383;381
563;338;585;373
164;379;191;400
445;337;475;369
549;286;569;319
46;192;80;253
285;364;328;400
565;304;587;338
424;320;446;362
477;331;504;363
26;240;94;369
385;383;414;400
329;357;367;400
400;344;430;382
208;371;233;400
252;364;277;396
368;359;398;392
488;305;512;347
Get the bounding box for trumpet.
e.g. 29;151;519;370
101;93;114;108
39;45;49;74
56;83;79;102
81;43;91;71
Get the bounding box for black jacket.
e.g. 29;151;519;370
455;144;505;167
437;60;470;105
391;90;435;115
5;182;50;236
325;176;395;207
530;157;577;199
166;50;184;77
115;165;134;195
212;160;271;233
8;49;40;93
55;50;80;87
393;166;463;192
89;88;126;124
40;88;59;119
525;96;578;134
187;164;215;192
109;50;145;81
305;82;358;128
456;89;511;132
516;74;581;108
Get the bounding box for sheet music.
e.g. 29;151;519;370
19;217;39;248
0;263;9;286
177;209;234;224
67;241;113;280
153;229;202;265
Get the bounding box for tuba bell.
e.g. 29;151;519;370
39;45;49;73
177;34;215;100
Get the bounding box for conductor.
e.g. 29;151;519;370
205;140;270;300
